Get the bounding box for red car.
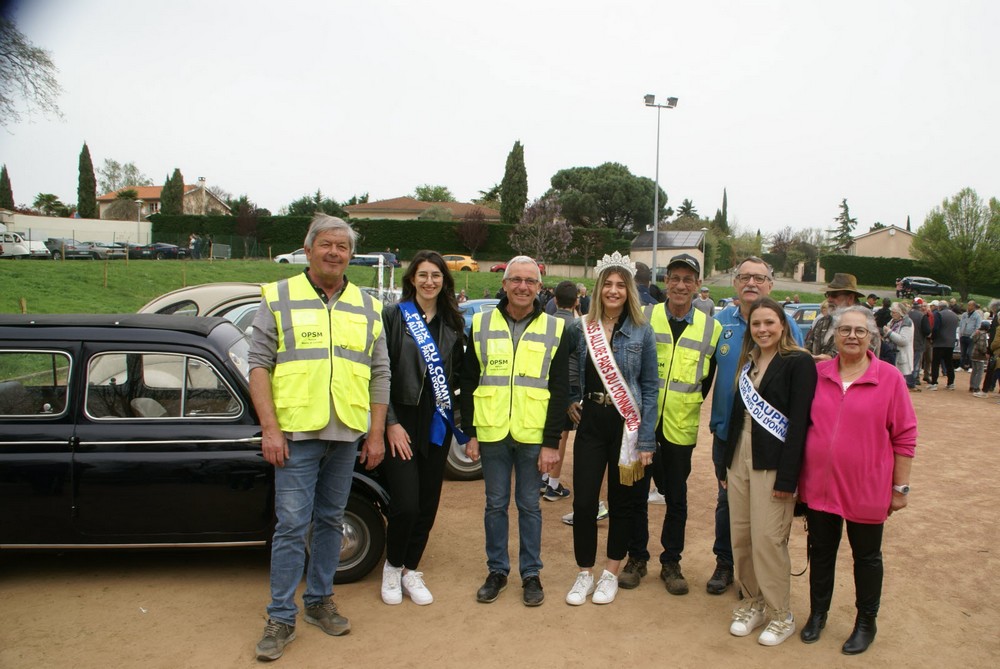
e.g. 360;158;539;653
490;260;546;276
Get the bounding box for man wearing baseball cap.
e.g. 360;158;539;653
692;286;714;315
618;253;721;595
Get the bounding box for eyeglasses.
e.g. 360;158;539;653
415;272;443;281
736;273;771;284
836;326;871;338
505;277;539;287
667;275;698;286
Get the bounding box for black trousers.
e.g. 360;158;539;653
806;508;884;616
572;401;637;567
931;347;955;386
381;440;450;570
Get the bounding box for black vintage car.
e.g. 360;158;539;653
0;314;386;583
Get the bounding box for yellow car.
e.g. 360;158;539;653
442;254;479;272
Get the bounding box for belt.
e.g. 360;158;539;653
585;392;615;406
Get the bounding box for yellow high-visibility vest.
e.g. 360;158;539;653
262;273;382;433
644;304;721;445
471;308;564;444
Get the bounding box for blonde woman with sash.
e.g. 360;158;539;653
723;296;816;646
564;252;659;605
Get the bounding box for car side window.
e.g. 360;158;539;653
86;352;241;419
0;351;70;416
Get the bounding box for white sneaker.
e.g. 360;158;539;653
974;391;988;398
592;570;618;605
758;615;796;646
566;571;595;605
562;501;609;526
648;489;666;504
381;562;403;605
401;570;434;605
730;602;766;637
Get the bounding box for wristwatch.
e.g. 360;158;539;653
892;484;910;495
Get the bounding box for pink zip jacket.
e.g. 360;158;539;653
799;351;917;524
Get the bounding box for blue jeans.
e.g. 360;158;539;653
479;438;543;578
267;438;358;625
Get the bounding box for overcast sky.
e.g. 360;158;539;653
2;0;998;237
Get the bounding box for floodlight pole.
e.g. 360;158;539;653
644;94;678;277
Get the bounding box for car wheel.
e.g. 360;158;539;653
461;266;471;271
335;493;386;584
444;405;482;481
279;259;289;264
155;252;166;260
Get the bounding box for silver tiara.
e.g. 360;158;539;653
595;251;637;277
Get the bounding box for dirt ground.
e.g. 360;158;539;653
2;379;998;669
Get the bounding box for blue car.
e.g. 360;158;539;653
459;298;500;337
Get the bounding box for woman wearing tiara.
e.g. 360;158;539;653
564;252;659;606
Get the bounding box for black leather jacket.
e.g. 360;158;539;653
382;302;464;426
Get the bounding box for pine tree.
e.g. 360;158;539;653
160;168;184;215
827;198;858;252
500;141;528;227
0;164;13;209
76;143;97;218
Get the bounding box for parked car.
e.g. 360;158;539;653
490;260;547;275
459;298;500;337
84;241;127;260
139;283;477;481
274;248;308;264
442;254;479;272
900;276;951;296
349;251;400;267
139;282;264;332
133;242;189;260
0;313;387;583
784;303;824;334
44;238;107;260
0;231;50;259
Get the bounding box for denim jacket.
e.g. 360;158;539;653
570;315;660;452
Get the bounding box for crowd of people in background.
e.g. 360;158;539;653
244;213;1000;660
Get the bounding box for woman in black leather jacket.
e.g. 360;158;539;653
379;250;465;607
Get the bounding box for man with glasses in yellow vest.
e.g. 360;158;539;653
461;255;571;606
249;214;390;661
618;253;722;594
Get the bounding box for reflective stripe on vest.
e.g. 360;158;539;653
643;304;721;444
471;308;564;443
263;274;382;433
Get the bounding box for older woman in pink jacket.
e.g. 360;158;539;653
799;306;917;656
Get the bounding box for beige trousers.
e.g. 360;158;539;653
727;416;795;621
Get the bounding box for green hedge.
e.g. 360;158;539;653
819;254;932;286
148;215;630;263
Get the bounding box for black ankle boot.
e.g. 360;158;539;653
842;613;877;655
799;611;827;644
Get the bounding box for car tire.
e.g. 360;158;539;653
279;259;289;264
461;266;471;271
444;405;483;481
155;252;166;260
334;492;386;584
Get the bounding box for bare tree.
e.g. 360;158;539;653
509;195;572;262
456;208;490;255
0;18;62;126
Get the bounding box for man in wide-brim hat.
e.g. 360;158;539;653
805;273;880;360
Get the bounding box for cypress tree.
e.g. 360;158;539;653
0;164;13;209
500;141;528;227
77;143;97;218
160;168;184;215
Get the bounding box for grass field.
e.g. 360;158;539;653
2;258;833;315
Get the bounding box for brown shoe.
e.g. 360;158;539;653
660;561;689;595
618;558;647;589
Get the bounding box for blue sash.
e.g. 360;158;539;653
398;301;468;446
737;361;789;442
